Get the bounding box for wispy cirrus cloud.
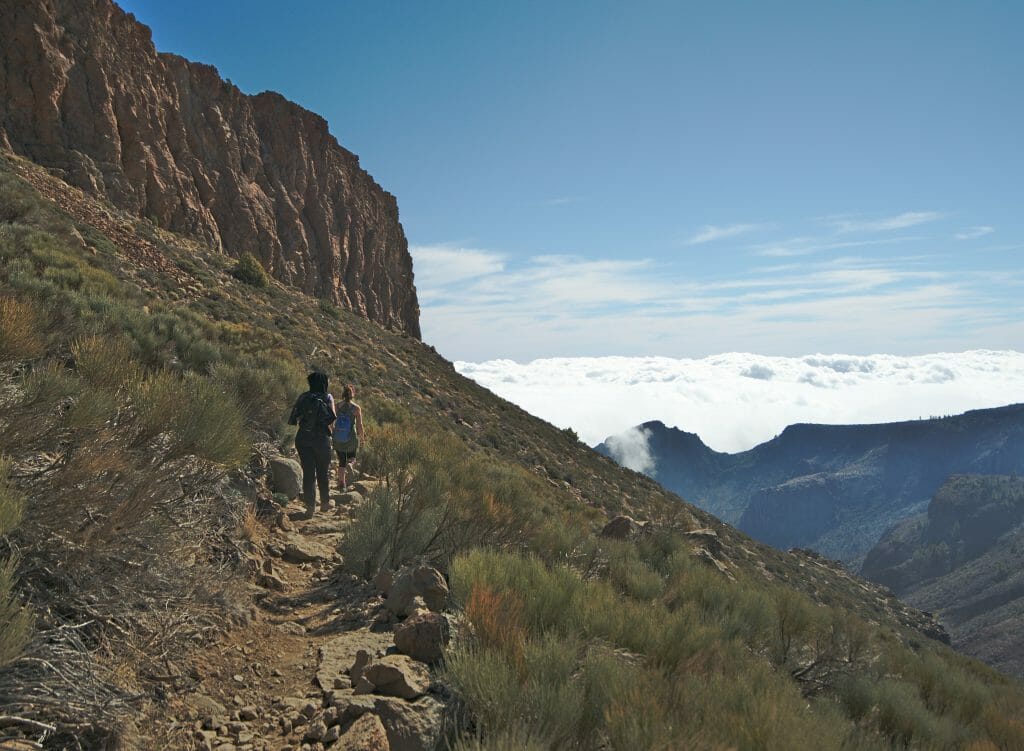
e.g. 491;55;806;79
750;236;925;258
544;196;582;206
684;223;767;245
955;226;994;240
826;211;943;234
409;244;505;301
413;238;1024;362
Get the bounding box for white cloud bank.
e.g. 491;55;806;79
456;351;1024;453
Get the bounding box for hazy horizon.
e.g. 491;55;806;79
456;350;1024;454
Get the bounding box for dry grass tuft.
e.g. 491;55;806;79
0;296;46;360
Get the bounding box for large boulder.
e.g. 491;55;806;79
360;655;431;700
373;696;445;751
384;566;449;616
601;515;645;539
393;610;451;664
268;456;303;499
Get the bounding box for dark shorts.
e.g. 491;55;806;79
333;437;359;465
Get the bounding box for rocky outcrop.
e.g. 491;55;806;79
860;475;1024;677
0;0;419;335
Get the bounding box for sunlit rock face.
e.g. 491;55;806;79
0;0;420;337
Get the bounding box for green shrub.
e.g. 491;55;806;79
168;374;250;466
341;426;541;575
72;335;142;392
230;252;270;287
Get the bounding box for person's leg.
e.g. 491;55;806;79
339;452;349;491
314;440;332;511
295;441;317;516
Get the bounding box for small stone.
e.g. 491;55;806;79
279;718;293;735
239;706;258;721
232;674;245;683
322;724;341;743
304;719;327;741
300;701;318;719
349;649;372;683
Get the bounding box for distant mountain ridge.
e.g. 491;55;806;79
0;0;420;335
595;403;1024;564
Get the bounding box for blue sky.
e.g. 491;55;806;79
121;0;1023;362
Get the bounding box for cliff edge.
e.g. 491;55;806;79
0;0;420;336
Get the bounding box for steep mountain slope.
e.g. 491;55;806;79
8;154;1024;748
0;0;419;335
597;410;1024;564
861;475;1024;678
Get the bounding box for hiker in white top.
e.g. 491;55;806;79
332;383;364;492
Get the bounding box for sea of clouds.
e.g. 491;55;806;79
455;351;1024;457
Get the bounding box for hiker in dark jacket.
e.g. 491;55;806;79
288;371;336;517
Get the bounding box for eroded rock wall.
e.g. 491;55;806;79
0;0;420;336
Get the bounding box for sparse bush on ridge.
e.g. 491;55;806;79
231;251;270;287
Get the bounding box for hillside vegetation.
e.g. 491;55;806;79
2;153;1024;749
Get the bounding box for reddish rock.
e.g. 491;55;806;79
0;0;419;336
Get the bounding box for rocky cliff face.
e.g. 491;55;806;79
0;0;420;336
860;475;1024;678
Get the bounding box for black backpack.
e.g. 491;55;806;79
291;392;334;435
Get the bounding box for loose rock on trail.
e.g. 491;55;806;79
153;477;450;751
